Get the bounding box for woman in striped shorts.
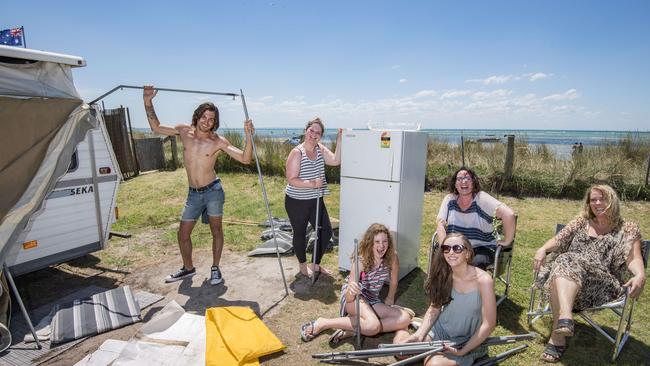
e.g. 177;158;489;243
285;117;342;278
299;223;412;344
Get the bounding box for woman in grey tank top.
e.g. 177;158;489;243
393;233;497;366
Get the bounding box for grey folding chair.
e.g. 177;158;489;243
426;215;517;306
527;223;649;361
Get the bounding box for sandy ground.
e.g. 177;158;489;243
13;248;303;366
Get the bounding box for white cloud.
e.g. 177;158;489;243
391;64;401;69
472;89;512;100
399;79;408;83
466;72;553;84
260;96;274;101
466;75;514;85
414;90;437;98
245;86;593;129
543;89;579;101
528;72;552;82
440;90;471;99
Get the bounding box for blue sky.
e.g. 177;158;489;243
3;1;649;131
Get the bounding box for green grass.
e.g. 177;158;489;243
108;170;650;365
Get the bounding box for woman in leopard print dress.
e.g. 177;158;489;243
532;184;645;363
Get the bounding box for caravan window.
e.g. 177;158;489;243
68;150;79;172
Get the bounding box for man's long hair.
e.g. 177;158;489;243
192;102;219;132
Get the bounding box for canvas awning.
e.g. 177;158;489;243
0;46;94;266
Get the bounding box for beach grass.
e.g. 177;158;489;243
152;131;650;200
107;169;650;365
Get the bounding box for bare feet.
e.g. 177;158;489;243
311;264;332;276
299;263;313;278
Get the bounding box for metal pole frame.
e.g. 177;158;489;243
89;85;238;105
353;239;361;349
21;26;27;49
3;265;41;348
311;192;321;285
240;90;289;298
312;333;538;363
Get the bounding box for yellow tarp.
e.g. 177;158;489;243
205;306;285;366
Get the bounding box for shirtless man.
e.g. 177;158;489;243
143;85;254;285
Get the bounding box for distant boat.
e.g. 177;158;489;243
284;134;302;146
476;135;501;143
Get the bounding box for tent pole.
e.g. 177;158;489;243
240;89;289;298
3;264;41;348
89;85;238;105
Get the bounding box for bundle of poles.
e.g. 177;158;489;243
312;332;537;365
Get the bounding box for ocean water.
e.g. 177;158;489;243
221;128;649;145
135;127;650;158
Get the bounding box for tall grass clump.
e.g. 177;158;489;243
215;131;341;183
425;135;650;200
150;130;650;200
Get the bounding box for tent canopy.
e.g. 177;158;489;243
0;45;94;266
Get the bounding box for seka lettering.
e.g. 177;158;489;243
69;185;93;195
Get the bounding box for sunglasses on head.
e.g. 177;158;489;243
441;244;466;254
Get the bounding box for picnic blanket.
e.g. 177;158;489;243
51;286;141;344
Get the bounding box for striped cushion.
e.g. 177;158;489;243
50;286;141;344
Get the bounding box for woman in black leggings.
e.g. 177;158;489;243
285;117;342;278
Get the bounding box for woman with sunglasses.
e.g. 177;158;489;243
436;167;516;270
393;233;497;366
300;223;412;344
285;117;342;278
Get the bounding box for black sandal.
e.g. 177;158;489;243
553;318;575;337
540;343;567;363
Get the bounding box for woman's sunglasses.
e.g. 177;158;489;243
441;244;466;254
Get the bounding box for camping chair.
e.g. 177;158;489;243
527;223;650;361
426;216;517;306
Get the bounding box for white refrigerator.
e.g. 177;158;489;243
338;129;428;279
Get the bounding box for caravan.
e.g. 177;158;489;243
0;45;121;276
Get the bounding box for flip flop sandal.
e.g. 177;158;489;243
391;305;416;318
553;318;575;337
328;329;351;346
409;316;423;330
540;343;567;363
300;320;318;342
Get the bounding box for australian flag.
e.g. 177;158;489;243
0;27;23;47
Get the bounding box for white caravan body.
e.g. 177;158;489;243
0;45;121;276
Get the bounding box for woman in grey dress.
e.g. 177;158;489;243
393;233;497;366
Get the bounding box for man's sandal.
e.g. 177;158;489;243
300;320;318;342
553;318;575;337
540;343;567;363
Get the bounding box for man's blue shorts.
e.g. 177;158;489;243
180;179;225;222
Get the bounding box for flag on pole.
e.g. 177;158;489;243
0;27;23;46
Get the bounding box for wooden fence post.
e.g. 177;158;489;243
504;135;515;179
461;134;465;167
170;136;178;170
645;155;650;186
